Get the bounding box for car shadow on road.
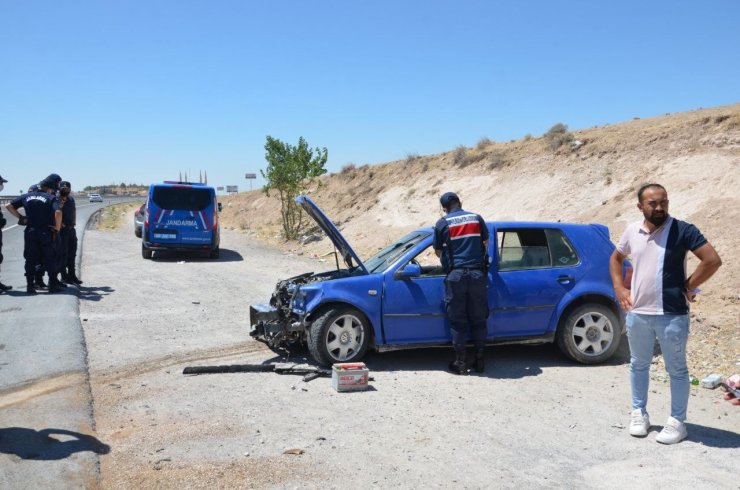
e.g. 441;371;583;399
149;248;243;263
684;423;740;448
77;285;115;302
0;427;110;460
263;340;630;380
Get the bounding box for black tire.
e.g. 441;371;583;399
135;228;142;238
556;303;621;364
142;244;153;260
308;306;371;366
209;247;220;259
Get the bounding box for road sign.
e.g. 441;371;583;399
245;173;256;179
216;186;224;191
226;185;238;193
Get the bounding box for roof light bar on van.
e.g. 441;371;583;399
162;181;207;186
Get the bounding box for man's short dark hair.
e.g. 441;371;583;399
637;183;667;202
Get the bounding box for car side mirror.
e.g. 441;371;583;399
217;202;223;212
393;263;421;280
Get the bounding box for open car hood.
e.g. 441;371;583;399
295;195;368;274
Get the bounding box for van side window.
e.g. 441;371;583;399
497;229;550;270
545;229;580;267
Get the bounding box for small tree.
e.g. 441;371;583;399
261;136;328;239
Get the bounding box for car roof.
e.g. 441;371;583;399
416;221;599;231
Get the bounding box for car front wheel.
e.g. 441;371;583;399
308;307;371;366
556;303;621;364
142;244;153;260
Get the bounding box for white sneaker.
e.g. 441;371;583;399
656;417;687;444
629;408;650;437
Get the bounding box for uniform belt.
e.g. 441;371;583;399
453;266;483;271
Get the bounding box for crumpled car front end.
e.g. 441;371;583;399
249;270;351;351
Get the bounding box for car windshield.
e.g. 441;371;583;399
152;186;211;211
363;231;431;273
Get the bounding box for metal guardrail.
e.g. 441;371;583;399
0;195;20;206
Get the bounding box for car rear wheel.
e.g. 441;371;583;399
142;244;153;260
308;307;371;366
135;227;142;238
556;303;620;364
209;247;220;259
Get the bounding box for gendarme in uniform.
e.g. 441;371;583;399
433;192;489;374
8;180;62;293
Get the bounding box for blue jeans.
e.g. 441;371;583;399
626;312;690;421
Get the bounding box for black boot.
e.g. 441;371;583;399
68;270;83;285
61;271;72;284
35;274;47;289
53;275;67;289
473;348;486;373
448;350;468;375
0;281;12;292
26;280;37;295
48;278;64;293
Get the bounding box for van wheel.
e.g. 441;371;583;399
556;304;620;364
142;245;153;260
308;307;371;366
135;228;142;238
209;247;220;259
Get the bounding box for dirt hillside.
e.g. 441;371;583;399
219;103;740;376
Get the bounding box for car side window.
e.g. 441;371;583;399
498;229;551;270
406;244;446;277
545;229;580;267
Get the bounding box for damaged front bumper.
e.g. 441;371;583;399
249;304;305;345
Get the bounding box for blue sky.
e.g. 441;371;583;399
1;0;738;193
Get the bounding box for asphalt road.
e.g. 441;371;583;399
0;196;137;489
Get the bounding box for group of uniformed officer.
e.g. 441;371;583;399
2;173;83;295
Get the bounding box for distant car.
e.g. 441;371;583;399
89;193;103;202
250;196;631;367
134;203;145;238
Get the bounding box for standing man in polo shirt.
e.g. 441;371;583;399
434;192;489;375
609;183;721;444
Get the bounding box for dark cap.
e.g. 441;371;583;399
39;173;62;190
28;184;40;192
0;175;7;183
60;180;71;189
440;192;460;207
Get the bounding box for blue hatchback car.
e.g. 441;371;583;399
250;196;628;366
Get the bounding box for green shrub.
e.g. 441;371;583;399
477;137;493;149
544;123;574;151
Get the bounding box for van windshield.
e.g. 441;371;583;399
152;187;212;211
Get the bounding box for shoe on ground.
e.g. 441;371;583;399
629;408;650;437
26;285;37;295
61;273;72;284
656;417;687;445
69;273;83;285
48;283;64;294
0;282;11;292
34;280;48;289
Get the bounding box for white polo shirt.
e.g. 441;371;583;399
616;216;706;315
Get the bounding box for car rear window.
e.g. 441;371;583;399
152;187;211;211
497;228;579;270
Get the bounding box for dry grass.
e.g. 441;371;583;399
96;202;142;231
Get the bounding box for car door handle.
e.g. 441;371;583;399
557;275;574;284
